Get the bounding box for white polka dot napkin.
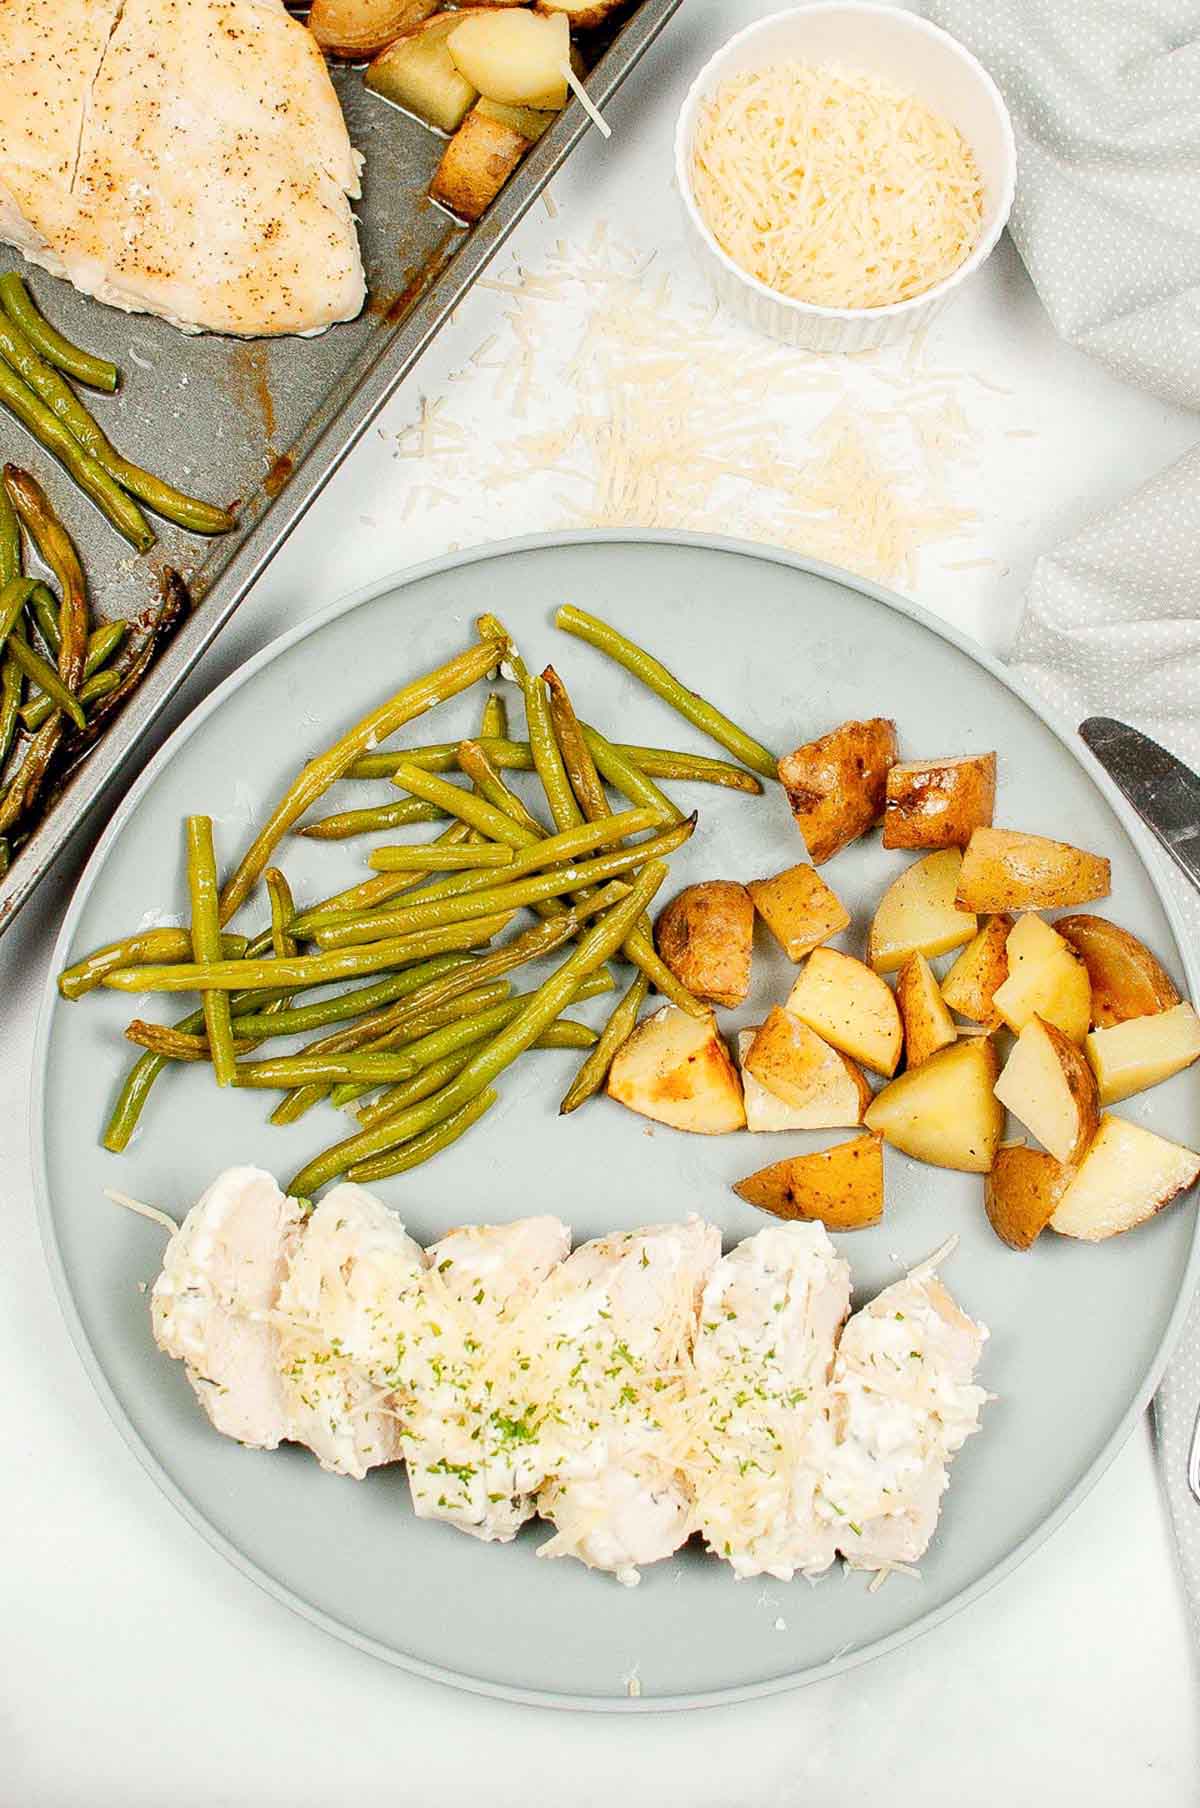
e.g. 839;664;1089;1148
1011;444;1200;1635
922;0;1200;410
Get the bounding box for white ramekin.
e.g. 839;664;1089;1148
674;4;1017;354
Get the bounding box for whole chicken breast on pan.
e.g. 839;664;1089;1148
0;0;365;337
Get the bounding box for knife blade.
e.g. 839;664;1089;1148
1079;717;1200;893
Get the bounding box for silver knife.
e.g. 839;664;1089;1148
1078;717;1200;893
1080;717;1200;1507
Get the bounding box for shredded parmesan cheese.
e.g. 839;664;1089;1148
561;62;611;139
105;1188;179;1237
692;64;983;310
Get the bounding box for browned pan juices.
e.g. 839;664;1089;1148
0;0;683;933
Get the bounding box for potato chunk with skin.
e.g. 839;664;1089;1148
1050;1115;1200;1242
1055;914;1181;1027
734;1135;884;1231
431;110;529;222
883;753;997;850
778;718;898;864
787;948;902;1077
864;1038;1003;1173
994;1016;1099;1165
984;1145;1073;1250
941;913;1012;1028
607;1005;745;1134
364;11;486;131
655;881;754;1008
310;0;439;58
745;1006;858;1110
447;9;570;108
956;827;1111;913
1085;1002;1200;1105
895;953;957;1068
736;1029;870;1132
535;0;624;29
992;914;1091;1045
866;849;977;975
746;863;850;962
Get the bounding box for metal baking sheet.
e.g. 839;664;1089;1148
0;0;682;936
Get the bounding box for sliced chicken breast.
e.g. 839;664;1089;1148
151;1164;304;1448
0;0;365;336
690;1224;852;1582
818;1265;989;1572
397;1217;571;1539
524;1217;721;1586
274;1183;423;1479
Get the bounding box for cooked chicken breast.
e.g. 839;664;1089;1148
273;1182;423;1478
0;0;365;336
401;1216;571;1540
818;1264;989;1572
524;1217;720;1586
151;1165;304;1448
690;1224;851;1582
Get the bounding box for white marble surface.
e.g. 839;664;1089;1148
4;1;1200;1797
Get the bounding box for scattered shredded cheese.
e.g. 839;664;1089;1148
561;62;610;139
690;64;984;310
105;1188;179;1238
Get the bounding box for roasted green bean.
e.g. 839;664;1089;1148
582;723;682;825
360;842;513;872
365;803;659;885
320;814;693;950
5;635;85;729
5;467;88;690
21;667;120;732
60;926;251;999
0;370;153;550
347;1089;498;1183
0;274;119;392
543;664;609;821
286;862;666;1196
454;738;549;838
189;954;478;1040
299;797;447;841
559;972;648;1115
102;912;514;992
0;651;22;771
0;476;19;586
0;310;232;534
556;604;779;779
186;818;237;1087
347;737;762;791
219;637;501;923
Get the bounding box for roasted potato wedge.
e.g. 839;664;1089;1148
310;0;438;58
940;913;1012;1028
787;947;902;1077
733;1134;884;1230
956;827;1111;912
475;96;558;141
984;1144;1073;1250
448;8;570;107
866;849;977;975
864;1037;1003;1172
655;881;754;1008
431;109;529;221
365;12;485;132
994;1015;1099;1165
746;863;850;962
1085;1002;1200;1105
1055;913;1181;1027
992;913;1091;1045
882;753;996;850
535;0;623;27
1050;1115;1200;1241
777;717;897;864
736;1029;870;1131
895;952;958;1068
607;1005;745;1134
